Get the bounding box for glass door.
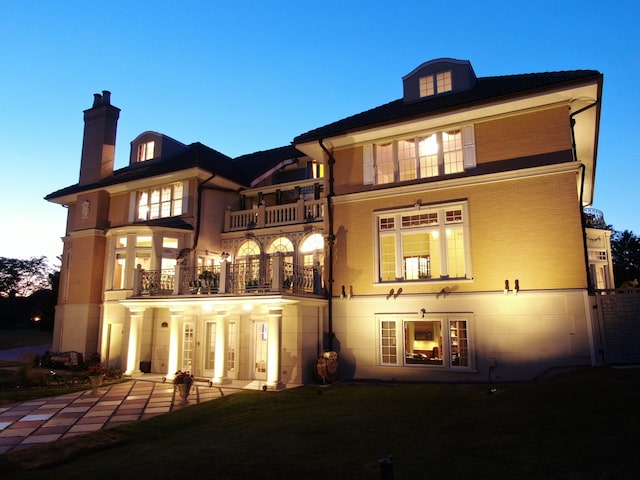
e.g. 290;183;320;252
254;322;268;380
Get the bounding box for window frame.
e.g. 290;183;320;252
378;316;473;370
365;125;474;186
136;182;185;221
374;201;471;283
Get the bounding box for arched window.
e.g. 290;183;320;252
300;233;324;267
236;240;262;290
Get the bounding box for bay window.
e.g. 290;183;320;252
376;202;470;282
137;182;185;221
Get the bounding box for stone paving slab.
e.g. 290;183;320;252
0;378;252;455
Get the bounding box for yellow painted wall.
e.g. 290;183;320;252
332;106;573;195
332;171;586;296
475;106;572;163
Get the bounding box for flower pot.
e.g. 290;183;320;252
90;374;105;393
177;383;191;403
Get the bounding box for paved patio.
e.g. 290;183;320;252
0;377;251;455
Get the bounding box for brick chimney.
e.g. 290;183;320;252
79;90;121;185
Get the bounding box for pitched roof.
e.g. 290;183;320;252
293;70;602;144
233;145;305;181
45;142;238;200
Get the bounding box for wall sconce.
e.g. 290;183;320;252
386;288;394;300
348;285;353;300
514;279;520;295
420;308;427;318
341;285;346;300
393;287;402;299
504;279;509;295
220;252;230;262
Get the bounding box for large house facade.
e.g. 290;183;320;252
46;58;607;385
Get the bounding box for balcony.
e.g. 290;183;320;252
132;257;324;298
225;198;325;232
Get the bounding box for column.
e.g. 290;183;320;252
212;309;231;385
266;307;285;390
166;308;184;381
124;307;145;376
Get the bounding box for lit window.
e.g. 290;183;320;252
163;237;178;248
137;183;184;220
137;141;155;162
310;161;324;179
372;127;470;185
419;71;452;98
380;317;471;369
376;203;469;282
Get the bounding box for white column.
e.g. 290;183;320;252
166;308;184;381
124;307;145;376
266;307;285;390
212;309;231;385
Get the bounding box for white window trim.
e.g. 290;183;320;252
378;315;474;370
363;124;475;186
373;201;472;283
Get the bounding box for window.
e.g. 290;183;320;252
137;141;155;162
310;160;324;179
365;126;474;186
419;70;452;97
376;202;469;282
380;317;471;369
137;183;184;220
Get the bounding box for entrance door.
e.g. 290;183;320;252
202;321;216;378
182;322;195;373
254;322;268;380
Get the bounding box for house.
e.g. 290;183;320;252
46;58;607;385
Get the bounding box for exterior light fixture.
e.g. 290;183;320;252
504;279;510;295
420;308;427;318
514;279;520;295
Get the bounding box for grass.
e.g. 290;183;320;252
1;366;639;479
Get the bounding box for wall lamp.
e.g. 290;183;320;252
504;279;520;295
420;308;427;318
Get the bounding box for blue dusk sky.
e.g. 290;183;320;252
1;0;638;265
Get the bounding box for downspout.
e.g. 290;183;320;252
319;139;336;351
193;174;216;250
569;100;599;296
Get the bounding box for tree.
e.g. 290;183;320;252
0;256;54;298
610;230;640;287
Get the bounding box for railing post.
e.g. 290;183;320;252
133;264;143;296
219;261;229;293
297;195;305;222
173;263;182;295
271;254;284;292
257;203;266;228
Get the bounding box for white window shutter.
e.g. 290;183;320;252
462;125;476;169
181;181;189;213
128;192;137;222
363;144;374;185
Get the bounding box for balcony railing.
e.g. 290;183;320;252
225;198;325;231
132;259;323;297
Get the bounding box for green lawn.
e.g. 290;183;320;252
1;366;639;479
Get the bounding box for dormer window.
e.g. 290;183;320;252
403;59;476;104
137;141;155;162
419;71;452;97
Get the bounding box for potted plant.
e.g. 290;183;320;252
173;370;194;403
88;363;107;393
189;279;202;294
